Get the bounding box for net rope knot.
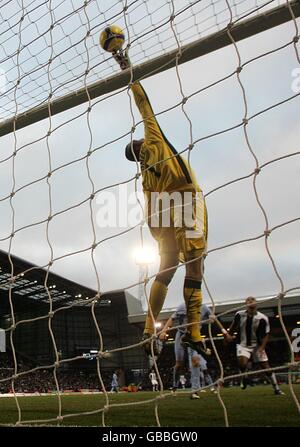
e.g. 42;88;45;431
277;292;285;301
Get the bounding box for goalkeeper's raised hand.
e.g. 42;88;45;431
112;49;131;70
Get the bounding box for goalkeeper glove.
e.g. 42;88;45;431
112;48;131;70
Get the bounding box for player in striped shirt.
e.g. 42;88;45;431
149;370;159;392
226;297;284;395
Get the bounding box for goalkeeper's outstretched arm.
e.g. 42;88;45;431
112;49;163;145
130;82;163;145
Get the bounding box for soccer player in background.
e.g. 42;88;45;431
160;302;224;399
114;50;209;358
110;370;119;393
179;374;187;389
149;369;159;392
198;354;215;393
226;296;284;395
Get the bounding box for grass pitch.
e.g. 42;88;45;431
0;385;299;427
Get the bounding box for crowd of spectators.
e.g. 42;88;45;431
1;341;293;394
0;353;113;393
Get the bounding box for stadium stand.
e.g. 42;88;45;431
1;249;299;392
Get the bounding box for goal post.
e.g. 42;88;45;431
0;0;299;138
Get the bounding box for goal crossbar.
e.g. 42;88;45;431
0;0;299;137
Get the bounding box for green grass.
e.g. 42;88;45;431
0;386;299;427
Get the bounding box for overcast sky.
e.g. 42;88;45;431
0;0;299;311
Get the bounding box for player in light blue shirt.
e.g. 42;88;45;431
160;303;219;399
110;371;119;393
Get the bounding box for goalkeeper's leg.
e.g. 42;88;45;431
142;251;179;354
180;254;210;359
175;189;208;352
184;256;203;342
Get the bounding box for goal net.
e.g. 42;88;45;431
0;0;299;427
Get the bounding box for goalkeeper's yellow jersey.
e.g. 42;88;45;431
131;81;202;195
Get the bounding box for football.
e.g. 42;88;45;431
99;25;125;53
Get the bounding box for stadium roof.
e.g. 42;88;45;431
128;293;300;324
1;248;299;327
0;249;100;313
0;249;143;322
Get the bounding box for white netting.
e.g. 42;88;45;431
0;0;287;120
0;0;299;427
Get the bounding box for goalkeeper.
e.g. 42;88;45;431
114;51;208;357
